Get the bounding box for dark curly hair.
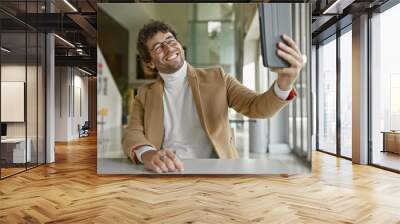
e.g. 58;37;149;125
137;20;178;63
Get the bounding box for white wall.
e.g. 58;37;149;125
1;65;34;138
1;65;26;81
54;67;89;141
55;67;68;141
1;63;47;163
72;74;89;137
1;65;25;126
1;65;26;139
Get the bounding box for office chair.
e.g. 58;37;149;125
79;121;90;138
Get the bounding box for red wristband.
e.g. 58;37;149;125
286;89;297;100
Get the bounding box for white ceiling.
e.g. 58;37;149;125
97;3;191;46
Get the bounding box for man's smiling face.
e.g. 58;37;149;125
145;31;185;74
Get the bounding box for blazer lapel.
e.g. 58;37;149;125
187;64;208;134
187;64;221;158
148;78;164;149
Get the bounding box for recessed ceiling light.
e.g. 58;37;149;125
1;47;11;53
63;0;78;12
322;0;352;15
78;67;93;76
54;34;75;48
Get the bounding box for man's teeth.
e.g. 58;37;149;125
167;53;178;61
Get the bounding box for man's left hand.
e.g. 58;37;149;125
271;34;305;91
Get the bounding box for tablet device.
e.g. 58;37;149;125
259;3;293;68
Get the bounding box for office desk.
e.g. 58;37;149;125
382;131;400;154
1;138;31;163
97;158;310;175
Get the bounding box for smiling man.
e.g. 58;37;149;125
122;21;303;173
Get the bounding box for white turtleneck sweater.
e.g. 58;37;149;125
134;61;291;163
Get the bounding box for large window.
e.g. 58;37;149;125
371;3;400;171
187;3;235;75
316;27;353;160
339;28;352;158
317;37;337;154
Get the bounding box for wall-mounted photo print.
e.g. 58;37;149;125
97;2;312;175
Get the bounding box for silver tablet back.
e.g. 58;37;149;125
259;3;293;68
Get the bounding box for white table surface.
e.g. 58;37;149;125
97;158;310;175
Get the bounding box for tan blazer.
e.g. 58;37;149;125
122;64;294;163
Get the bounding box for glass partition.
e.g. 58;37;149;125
0;1;46;179
317;36;337;155
371;4;400;171
1;30;28;177
27;30;38;169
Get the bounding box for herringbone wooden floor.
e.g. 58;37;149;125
1;135;400;224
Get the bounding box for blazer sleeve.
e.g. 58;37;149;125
122;86;156;164
221;67;296;118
